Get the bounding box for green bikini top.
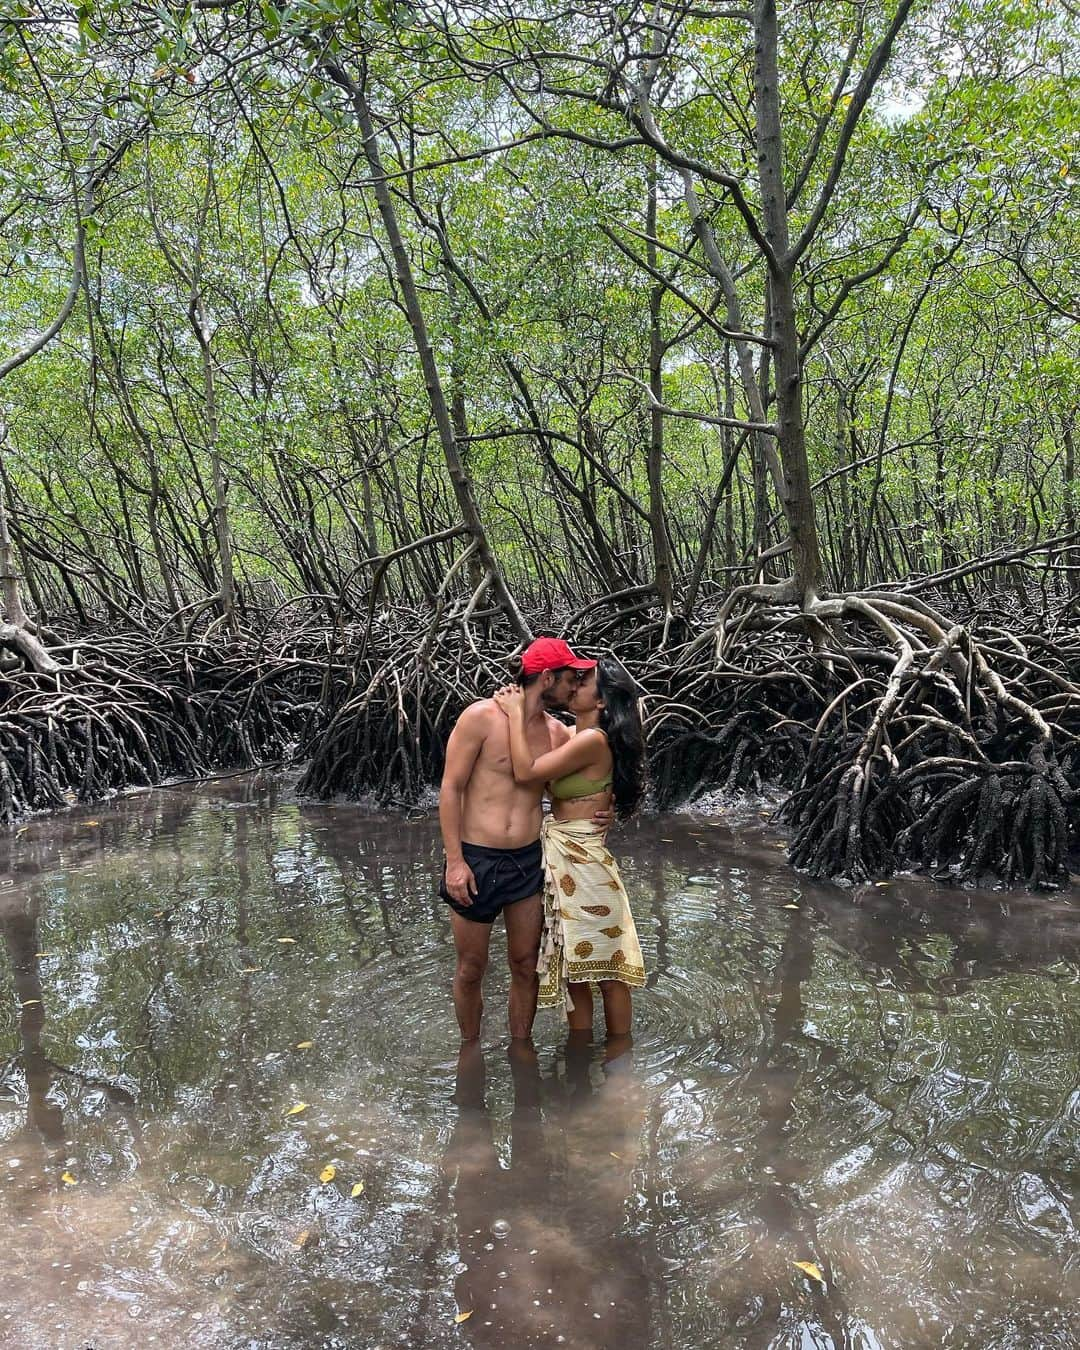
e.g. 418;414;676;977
550;770;613;800
549;731;613;800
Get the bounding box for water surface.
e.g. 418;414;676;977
1;777;1078;1348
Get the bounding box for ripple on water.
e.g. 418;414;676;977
0;788;1078;1349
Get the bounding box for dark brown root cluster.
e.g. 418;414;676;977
4;582;1078;892
297;607;507;802
0;627;325;826
649;590;1080;889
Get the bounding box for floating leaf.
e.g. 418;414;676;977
241;966;263;974
285;1102;309;1116
295;1041;314;1050
794;1260;825;1283
277;937;297;944
319;1165;337;1183
20;999;41;1007
454;1310;473;1324
85;820;100;827
61;1171;77;1186
609;1152;622;1160
293;1228;311;1248
350;1181;365;1198
34;952;53;958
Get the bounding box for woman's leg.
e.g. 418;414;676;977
599;980;632;1037
567;981;594;1031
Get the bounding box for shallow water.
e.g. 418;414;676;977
1;775;1078;1349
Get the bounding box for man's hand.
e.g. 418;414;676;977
591;806;614;829
445;857;478;906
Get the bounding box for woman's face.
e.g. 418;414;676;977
569;668;601;713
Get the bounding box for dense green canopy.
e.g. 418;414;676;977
0;0;1075;624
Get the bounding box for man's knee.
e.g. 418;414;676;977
508;951;538;983
456;952;488;987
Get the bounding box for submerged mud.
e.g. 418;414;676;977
0;777;1078;1348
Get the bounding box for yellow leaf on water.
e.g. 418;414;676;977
783;904;799;910
609;1152;623;1160
241;966;262;974
285;1102;309;1116
20;999;41;1007
34;952;52;958
293;1229;311;1248
85;820;100;827
350;1182;365;1198
875;881;890;887
277;937;297;944
295;1041;314;1050
794;1260;825;1283
61;1171;77;1186
454;1310;473;1324
319;1165;337;1183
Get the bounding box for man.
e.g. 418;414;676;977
438;637;597;1041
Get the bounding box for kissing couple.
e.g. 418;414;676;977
438;637;647;1042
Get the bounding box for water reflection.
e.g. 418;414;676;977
0;781;1077;1348
443;1036;650;1349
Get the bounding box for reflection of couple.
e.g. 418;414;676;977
438;638;646;1040
442;1037;650;1348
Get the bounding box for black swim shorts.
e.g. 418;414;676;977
439;839;544;924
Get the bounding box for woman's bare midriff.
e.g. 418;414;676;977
550;789;612;823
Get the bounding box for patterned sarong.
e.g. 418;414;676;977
537;817;646;1014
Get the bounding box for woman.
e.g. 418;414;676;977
494;657;646;1035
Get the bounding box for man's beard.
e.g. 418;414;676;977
541;688;572;713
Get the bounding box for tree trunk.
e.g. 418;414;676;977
324;59;530;642
754;0;825;606
645;159;675;615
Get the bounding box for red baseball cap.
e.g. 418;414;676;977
520;637;597;675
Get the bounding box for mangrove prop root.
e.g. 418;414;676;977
3;585;1079;891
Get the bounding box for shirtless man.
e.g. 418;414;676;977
439;637;598;1041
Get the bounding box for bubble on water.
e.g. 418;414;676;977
454;1261;468;1275
498;1271;508;1279
483;1242;495;1251
491;1218;511;1238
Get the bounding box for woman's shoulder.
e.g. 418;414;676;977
574;726;608;742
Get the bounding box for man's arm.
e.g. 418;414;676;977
438;704;488;905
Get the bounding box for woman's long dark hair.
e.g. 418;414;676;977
597;656;645;819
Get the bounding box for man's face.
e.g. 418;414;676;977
540;667;579;711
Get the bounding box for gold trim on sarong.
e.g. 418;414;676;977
537;817;646;1014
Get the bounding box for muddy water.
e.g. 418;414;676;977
0;776;1078;1349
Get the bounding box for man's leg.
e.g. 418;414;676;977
450;912;493;1041
503;894;543;1040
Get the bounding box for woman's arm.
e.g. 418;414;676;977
493;689;604;785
